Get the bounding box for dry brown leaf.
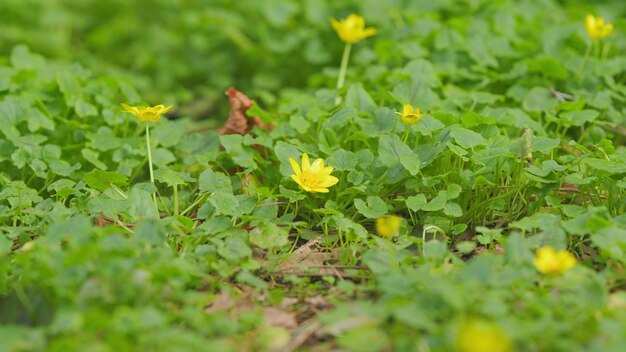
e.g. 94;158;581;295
219;87;271;135
264;307;298;329
204;291;235;313
473;243;504;256
278;236;321;270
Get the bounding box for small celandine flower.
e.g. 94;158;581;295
289;153;339;193
330;14;377;44
456;319;513;352
375;215;402;237
121;103;173;122
395;103;426;125
585;14;613;40
533;246;577;275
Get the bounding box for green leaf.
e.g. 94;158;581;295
378;134;420;175
523;87;557;112
74;99;98;118
0;234;12;256
209;192;239;216
532;137;560;154
582;158;626;174
354;196;389;219
154;168;186;187
127;187;157;219
593;227;626;264
199;168;233;193
449;126;486;149
561;109;600;126
444;202;463;217
289;115;310;134
217;237;252;261
133;219;167;245
345;83;377;114
56;71;82;105
83;169;128;192
249;222;289;249
422;193;447;212
446;184;462;200
406;194;427;211
81;149;107;170
86;127;122;151
274;141;301;177
0;181;43;208
326;149;357;171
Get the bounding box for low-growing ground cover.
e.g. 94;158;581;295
1;0;626;351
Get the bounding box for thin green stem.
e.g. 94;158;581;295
601;42;611;60
174;185;179;216
180;193;209;217
576;42;593;79
402;127;411;143
335;43;352;105
110;183;128;200
145;124;158;213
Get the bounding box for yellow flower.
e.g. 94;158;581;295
330;14;377;44
533;246;577;276
121;103;173;122
456;319;513;352
375;215;402;237
395;104;426;125
585;15;613;40
289;153;339;193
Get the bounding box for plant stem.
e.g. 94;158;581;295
145;124;158;213
601;42;611;60
335;43;352;105
403;127;411;143
173;185;179;216
180;193;209;217
576;42;593;79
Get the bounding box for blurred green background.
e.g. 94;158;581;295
2;0;622;120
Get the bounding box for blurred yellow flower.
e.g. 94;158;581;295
533;246;576;275
121;103;173;122
330;14;377;44
289;153;338;193
375;215;402;237
395;104;426;125
585;15;613;40
456;319;513;352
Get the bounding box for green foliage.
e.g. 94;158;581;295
1;0;626;351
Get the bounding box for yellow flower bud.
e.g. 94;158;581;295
330;14;377;44
585;15;613;40
533;246;577;276
375;215;402;237
395;104;426;125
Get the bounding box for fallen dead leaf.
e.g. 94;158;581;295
219;87;272;135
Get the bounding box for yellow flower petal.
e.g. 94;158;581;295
317;175;339;188
397;103;426;125
330;14;377;44
289;157;302;177
310;158;324;172
301;153;311;172
533;246;577;275
320;166;334;176
288;153;339;194
457;319;512;352
375;215;402;237
585;14;613;40
121;103;172;123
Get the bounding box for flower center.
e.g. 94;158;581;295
300;171;320;187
